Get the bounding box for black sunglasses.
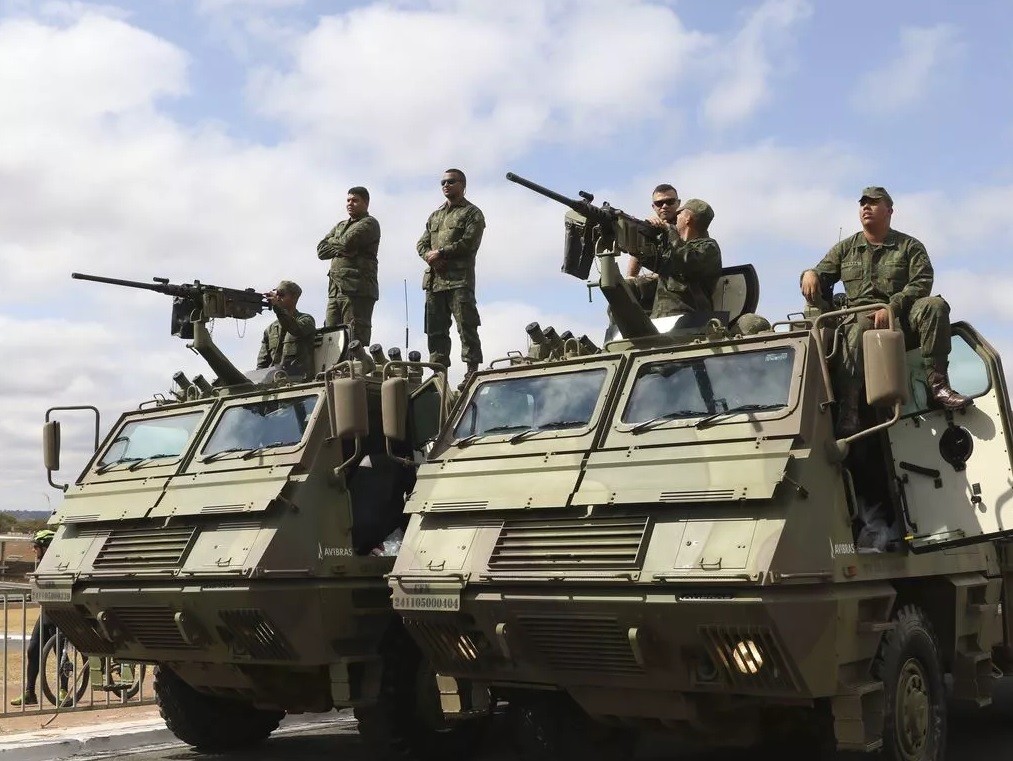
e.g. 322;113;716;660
653;198;679;208
440;179;459;186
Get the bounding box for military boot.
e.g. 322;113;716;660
459;362;480;391
926;362;972;410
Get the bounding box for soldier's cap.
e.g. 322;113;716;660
276;280;302;297
677;198;714;229
859;186;894;207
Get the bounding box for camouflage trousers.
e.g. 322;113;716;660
325;287;375;345
816;296;951;433
425;287;482;368
833;295;952;386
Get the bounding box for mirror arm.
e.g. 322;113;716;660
333;435;362;479
812;302;894;411
827;401;902;462
44;405;101;493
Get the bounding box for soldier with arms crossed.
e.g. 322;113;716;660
417;168;486;378
317;186;380;343
801;186;970;435
257;280;317;379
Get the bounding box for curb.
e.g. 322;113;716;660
0;709;355;761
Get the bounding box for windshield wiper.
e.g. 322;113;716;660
241;441;286;459
694;403;787;430
201;447;254;463
126;454;178;471
95;457;142;474
629;409;704;435
509;420;588;444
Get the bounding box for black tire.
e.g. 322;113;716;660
873;605;946;761
510;692;635;761
354;623;487;761
40;633;88;706
154;665;284;752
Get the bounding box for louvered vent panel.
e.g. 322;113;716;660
659;489;739;503
219;609;295;660
114;607;196;650
518;615;641;674
94;526;197;570
42;609;115;655
489;517;648;571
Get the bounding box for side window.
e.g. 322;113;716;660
948;335;990;398
904;333;989;415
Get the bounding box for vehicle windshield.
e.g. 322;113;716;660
98;410;205;470
622;348;796;428
453;368;608;440
202;395;319;458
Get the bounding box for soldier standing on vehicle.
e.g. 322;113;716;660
417;168;486;378
632;198;722;318
317;186;380;343
11;530;67;706
801;186;971;434
257;280;317;379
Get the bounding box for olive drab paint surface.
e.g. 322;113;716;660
385;182;1013;757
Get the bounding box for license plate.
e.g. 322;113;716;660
31;586;72;603
391;592;460;612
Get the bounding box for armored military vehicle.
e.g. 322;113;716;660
35;274;469;758
381;175;1013;760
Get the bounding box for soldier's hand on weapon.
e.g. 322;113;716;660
265;289;282;308
873;308;890;329
646;214;669;229
800;270;821;303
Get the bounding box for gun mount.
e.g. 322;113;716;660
72;272;271;388
505;172;659;340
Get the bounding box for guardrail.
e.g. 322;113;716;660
1;589;155;718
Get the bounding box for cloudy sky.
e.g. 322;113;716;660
3;0;1013;511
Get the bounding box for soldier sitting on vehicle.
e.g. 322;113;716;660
256;280;317;380
628;198;722;319
800;186;971;436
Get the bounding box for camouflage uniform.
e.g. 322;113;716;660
317;214;380;344
417;199;485;368
257;308;317;379
808;228;950;382
635;232;722;317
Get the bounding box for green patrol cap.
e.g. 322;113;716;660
859;186;893;206
277;280;302;297
677;198;714;229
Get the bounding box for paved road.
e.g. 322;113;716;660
64;680;1013;761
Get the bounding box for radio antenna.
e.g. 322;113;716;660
403;278;409;352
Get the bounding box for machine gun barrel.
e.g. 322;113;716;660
71;272;271;310
505;172;593;215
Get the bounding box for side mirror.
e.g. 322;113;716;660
864;329;909;407
331;377;368;439
381;377;409;442
43;420;61;472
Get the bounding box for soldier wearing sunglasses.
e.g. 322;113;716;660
417;168;486;380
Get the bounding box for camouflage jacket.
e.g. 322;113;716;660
317;214;381;300
257;308;317;377
636;233;722;317
808;228;932;319
416;200;485;291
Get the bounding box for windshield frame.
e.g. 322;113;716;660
84;400;214;482
611;340;805;438
191;388;325;468
432;356;621;456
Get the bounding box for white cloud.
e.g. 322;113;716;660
851;24;963;113
249;0;708;176
702;0;812;129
